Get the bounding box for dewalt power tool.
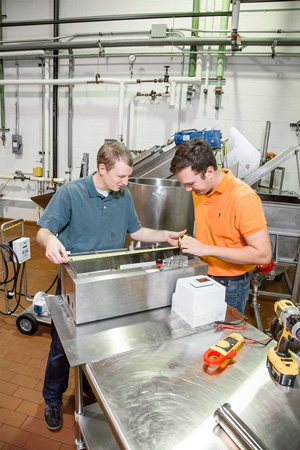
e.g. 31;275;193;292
267;300;300;387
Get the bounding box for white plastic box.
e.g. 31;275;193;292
172;275;226;328
12;237;31;263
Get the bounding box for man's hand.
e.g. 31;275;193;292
179;235;208;256
45;235;69;264
37;228;69;264
166;229;187;247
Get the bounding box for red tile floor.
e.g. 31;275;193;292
0;221;299;449
0;221;76;449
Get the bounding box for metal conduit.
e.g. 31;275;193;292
0;12;232;28
1;51;300;61
0;37;299;53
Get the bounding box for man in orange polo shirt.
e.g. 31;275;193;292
170;138;272;313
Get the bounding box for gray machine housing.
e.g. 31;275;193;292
61;247;208;325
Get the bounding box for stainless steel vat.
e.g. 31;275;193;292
61;247;208;325
128;177;194;236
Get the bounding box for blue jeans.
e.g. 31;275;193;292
209;274;250;314
43;278;70;406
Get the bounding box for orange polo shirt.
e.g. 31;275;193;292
193;169;267;276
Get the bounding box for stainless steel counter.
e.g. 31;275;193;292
47;296;300;450
84;325;300;450
47;295;225;367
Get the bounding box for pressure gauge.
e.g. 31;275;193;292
128;54;136;63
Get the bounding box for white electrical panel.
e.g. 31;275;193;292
12;237;31;263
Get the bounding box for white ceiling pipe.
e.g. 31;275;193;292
99;78;138;85
118;82;125;142
169;76;202;107
98;78;139;143
0;77;97;86
0;174;66;183
43;58;51;178
204;47;212;94
0;50;47;58
195;51;203;82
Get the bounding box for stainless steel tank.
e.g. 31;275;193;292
128;177;194;235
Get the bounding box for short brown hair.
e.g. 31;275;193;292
97;141;133;171
170;138;218;178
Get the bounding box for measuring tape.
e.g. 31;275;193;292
68;246;179;262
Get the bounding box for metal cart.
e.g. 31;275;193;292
1;218;51;335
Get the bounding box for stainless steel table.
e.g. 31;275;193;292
47;296;300;450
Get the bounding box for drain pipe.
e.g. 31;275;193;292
203;47;211;95
67;49;74;180
43;58;51;178
97;78;137;143
231;0;241;51
52;0;59;179
187;0;200;101
0;0;6;146
214;0;231;110
169;76;202;107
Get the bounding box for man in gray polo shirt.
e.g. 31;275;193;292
37;141;185;431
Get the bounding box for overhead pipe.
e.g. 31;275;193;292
1;5;299;28
0;50;47;58
0;11;232;29
0;75;137;144
4;49;297;61
169;76;202;107
0;174;66;183
1;37;300;52
0;77;98;85
214;0;231;110
0;36;299;54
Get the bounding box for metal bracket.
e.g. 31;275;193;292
97;40;103;54
290;121;300;136
271;40;277;59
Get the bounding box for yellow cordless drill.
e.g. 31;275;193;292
267;300;300;387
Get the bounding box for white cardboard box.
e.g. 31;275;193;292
172;275;226;328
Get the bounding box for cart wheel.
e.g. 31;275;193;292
16;314;38;335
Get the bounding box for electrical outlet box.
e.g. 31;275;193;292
12;237;31;263
12;135;23;155
151;24;167;38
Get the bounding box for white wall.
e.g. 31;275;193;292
0;0;299;221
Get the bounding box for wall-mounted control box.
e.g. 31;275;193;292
12;135;23;155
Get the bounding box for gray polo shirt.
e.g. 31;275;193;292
37;172;142;253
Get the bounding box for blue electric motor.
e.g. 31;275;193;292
174;129;222;149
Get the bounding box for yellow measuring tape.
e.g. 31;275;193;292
68;246;179;262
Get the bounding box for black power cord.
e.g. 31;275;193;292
0;243;24;315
